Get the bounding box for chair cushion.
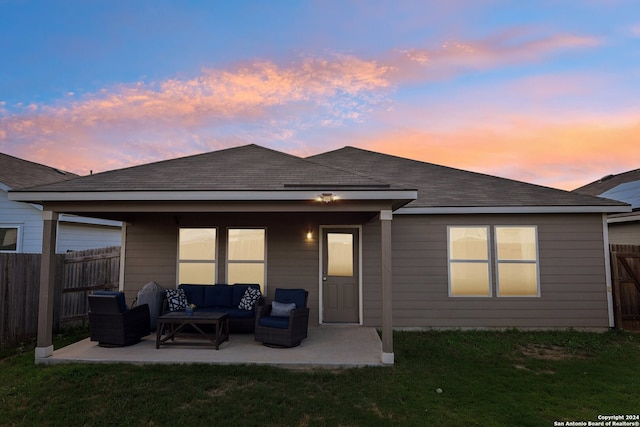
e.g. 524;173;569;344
258;316;289;329
238;287;262;310
93;291;127;313
274;288;307;308
179;284;206;307
204;285;233;307
166;289;188;311
271;301;296;317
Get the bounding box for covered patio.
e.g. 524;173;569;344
38;326;385;369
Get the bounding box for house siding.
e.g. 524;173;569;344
1;189;45;253
361;213;610;329
608;222;640;245
57;222;122;253
121;211;610;329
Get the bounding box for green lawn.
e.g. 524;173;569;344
1;329;639;426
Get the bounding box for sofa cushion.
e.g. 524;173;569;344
204;285;233;307
274;288;307;309
271;301;296;317
166;289;188;311
238;287;262;310
179;284;206;308
258;316;289;329
93;291;127;313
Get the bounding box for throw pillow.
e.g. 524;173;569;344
271;301;296;317
166;288;188;311
238;287;262;310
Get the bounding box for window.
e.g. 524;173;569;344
448;226;491;296
327;232;354;277
495;226;539;297
178;228;216;285
227;228;266;292
447;226;540;297
0;226;19;252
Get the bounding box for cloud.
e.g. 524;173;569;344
387;31;601;83
356;115;640;190
0;28;605;179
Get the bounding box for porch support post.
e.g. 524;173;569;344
35;210;58;359
380;209;394;364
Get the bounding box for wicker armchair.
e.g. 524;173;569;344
254;288;309;347
88;291;151;347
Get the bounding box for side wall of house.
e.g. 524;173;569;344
57;223;122;253
0;189;44;253
361;213;610;329
608;222;640;245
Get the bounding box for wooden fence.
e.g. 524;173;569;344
0;246;120;346
610;244;640;332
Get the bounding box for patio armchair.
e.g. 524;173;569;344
254;288;309;347
89;291;151;347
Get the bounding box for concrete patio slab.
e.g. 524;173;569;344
37;326;387;369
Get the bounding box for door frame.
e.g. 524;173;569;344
318;225;363;325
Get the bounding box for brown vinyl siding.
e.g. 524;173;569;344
122;210;610;329
362;213;610;329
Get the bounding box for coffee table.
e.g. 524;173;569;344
156;311;230;350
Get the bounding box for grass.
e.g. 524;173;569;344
1;329;639;426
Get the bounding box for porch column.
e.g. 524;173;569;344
35;210;58;359
380;209;394;364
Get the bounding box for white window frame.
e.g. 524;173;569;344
177;227;218;286
447;226;492;297
226;227;267;293
0;224;22;253
447;225;541;298
494;225;540;298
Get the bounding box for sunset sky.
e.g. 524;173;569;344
1;1;639;190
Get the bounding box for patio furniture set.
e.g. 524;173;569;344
88;285;309;350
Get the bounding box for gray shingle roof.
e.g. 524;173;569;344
11;144;627;210
20;144;396;192
307;146;626;208
0;152;77;190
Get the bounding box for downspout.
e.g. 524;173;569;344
602;213;615;328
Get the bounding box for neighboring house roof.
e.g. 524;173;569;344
308;146;628;212
9;144;629;214
574;168;640;197
599;181;640;210
0;152;77;190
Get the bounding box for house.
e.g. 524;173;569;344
1;153;122;253
574;169;640;245
8;144;630;363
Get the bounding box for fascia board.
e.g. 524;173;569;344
9;189;418;203
396;205;633;215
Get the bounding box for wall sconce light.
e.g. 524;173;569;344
317;193;337;203
306;230;313;240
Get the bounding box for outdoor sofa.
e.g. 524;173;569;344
164;284;263;333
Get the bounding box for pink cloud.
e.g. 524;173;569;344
358;116;640;190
